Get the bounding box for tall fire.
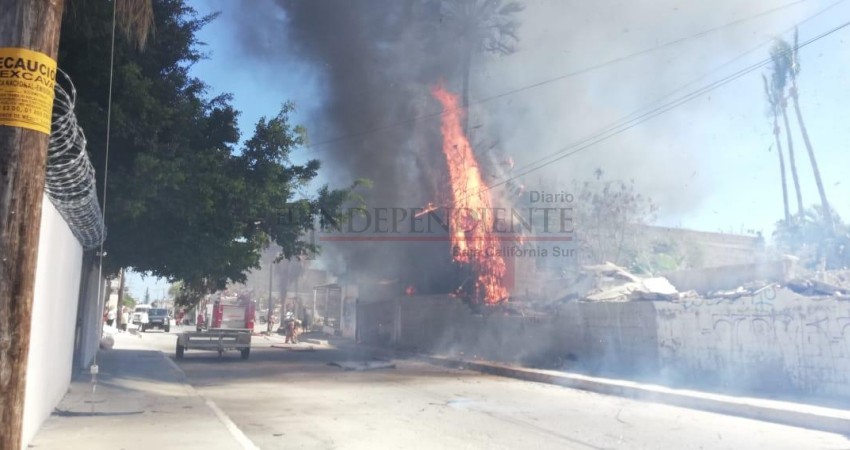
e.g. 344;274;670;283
431;85;508;305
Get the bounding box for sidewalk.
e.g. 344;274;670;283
29;332;256;450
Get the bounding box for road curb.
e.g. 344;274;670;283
332;340;850;434
417;355;850;435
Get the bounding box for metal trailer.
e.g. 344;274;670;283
175;329;252;360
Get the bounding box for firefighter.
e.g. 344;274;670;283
283;312;299;344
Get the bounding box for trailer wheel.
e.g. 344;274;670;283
176;344;185;359
240;348;250;360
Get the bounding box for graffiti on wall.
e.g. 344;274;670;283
658;290;850;395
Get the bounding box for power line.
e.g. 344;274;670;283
458;19;850;204
556;0;846;152
303;0;819;151
470;0;849;196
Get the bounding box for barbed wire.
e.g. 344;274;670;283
45;69;105;250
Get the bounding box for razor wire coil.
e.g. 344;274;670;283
45;69;105;250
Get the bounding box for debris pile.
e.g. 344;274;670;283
786;278;850;298
552;262;850;304
704;281;776;300
579;262;681;302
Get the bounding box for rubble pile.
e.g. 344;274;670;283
550;261;850;305
579;262;681;302
704;281;776;300
786;278;850;298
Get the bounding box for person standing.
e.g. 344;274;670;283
283;312;299;344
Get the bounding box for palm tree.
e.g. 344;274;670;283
769;40;804;217
788;29;834;231
762;74;790;223
439;0;524;135
115;0;155;49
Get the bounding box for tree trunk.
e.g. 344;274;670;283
772;117;791;223
0;1;65;448
781;105;804;217
790;83;834;231
115;268;125;328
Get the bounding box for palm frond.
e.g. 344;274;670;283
116;0;155;50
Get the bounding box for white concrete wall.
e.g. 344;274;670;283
365;291;850;399
21;196;84;447
74;259;104;371
655;290;850;398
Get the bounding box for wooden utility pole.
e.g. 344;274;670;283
0;1;65;448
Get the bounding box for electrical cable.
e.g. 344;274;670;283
457;20;850;203
87;0;118;393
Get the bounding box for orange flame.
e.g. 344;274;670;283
431;85;508;304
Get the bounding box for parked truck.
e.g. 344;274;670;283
176;293;255;360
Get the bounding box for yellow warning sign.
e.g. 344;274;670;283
0;47;57;135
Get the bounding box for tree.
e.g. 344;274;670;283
769;40;804;217
762;74;791;223
143;288;150;305
123;292;137;308
439;0;524;134
787;29;834;231
58;0;358;305
774;205;849;270
572;171;659;272
167;281;182;299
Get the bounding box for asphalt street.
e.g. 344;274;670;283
134;326;850;450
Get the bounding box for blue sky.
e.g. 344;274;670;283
129;0;850;297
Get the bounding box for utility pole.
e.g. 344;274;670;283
267;255;274;333
0;1;66;448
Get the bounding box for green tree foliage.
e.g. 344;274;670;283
58;0;358;306
768;40;804;217
122;292;137;308
773;205;850;270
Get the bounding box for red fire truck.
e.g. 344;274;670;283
176;292;255;360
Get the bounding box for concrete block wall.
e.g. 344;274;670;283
361;296;659;372
558;302;659;375
655;290;850;398
360;292;850;399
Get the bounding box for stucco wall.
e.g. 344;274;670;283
22;196;85;447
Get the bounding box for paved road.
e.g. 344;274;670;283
140;327;850;450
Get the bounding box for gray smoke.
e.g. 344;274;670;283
221;0;816;289
229;0;467;291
